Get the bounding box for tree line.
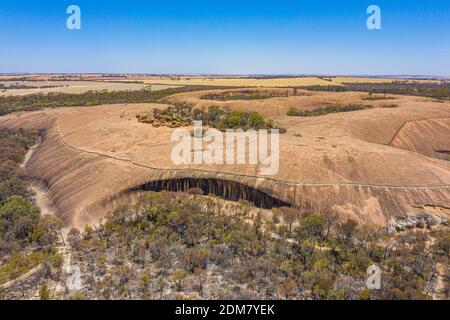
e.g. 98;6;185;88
302;81;450;99
0;86;232;116
0;128;63;297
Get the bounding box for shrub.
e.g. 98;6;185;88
287;104;371;117
249;113;264;127
225;115;242;128
381;103;399;108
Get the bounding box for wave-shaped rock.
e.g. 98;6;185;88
0;96;449;229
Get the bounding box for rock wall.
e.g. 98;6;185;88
390;118;450;159
25;126;450;228
1;106;449;229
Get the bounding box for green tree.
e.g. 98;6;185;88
296;215;326;242
171;268;187;291
249;113;264;128
226;115;242;128
0;196;40;241
39;283;50;300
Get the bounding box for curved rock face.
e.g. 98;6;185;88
390;118;450;160
136;177;290;208
0;93;449;229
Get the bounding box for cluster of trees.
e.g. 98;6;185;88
287;104;372;117
0;128;63;292
361;93;396;101
193;106;282;131
200;90;289;101
302;81;450;99
139;103;286;132
0;77;41;82
0;128;40;203
0;83;60;91
0;85;231;116
69;191;449;300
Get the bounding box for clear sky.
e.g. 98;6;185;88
1;0;449;75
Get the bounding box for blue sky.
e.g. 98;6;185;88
1;0;449;75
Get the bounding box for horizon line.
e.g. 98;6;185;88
1;73;449;79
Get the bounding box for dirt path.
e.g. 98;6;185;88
30;181;56;217
20;140;75;296
433;263;447;300
0;264;44;291
20;140;40;169
21;140;70;234
21;141;55;216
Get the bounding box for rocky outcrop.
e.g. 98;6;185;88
390;118;450;160
22;124;450;228
388;212;449;233
0;98;449;229
136;177;290;208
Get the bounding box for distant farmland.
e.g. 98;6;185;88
0;81;179;96
142;76;433;88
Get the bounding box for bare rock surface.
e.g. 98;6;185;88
0;91;449;229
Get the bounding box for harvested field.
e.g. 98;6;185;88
142;76;434;88
0;81;179;96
